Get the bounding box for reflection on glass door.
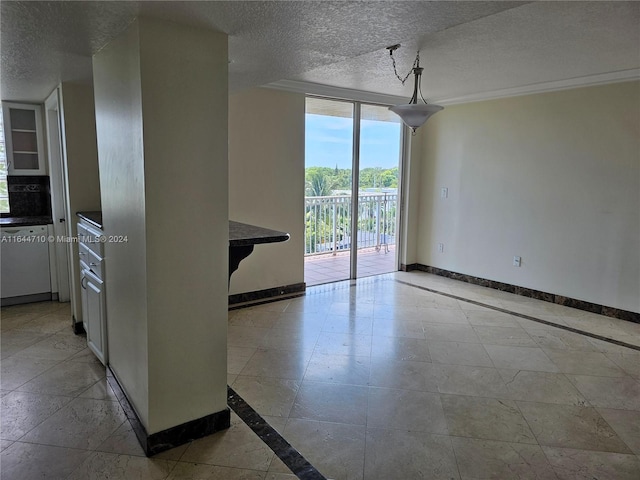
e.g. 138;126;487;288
304;98;354;285
304;98;403;286
356;105;402;278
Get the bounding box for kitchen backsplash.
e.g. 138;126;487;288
5;176;52;217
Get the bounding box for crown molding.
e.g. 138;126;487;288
266;69;640;106
431;69;640;105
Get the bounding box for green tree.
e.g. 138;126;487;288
305;168;335;196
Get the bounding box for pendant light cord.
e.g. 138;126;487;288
388;46;420;86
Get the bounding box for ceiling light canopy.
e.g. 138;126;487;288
387;45;443;134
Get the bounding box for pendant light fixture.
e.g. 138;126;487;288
387;44;443;134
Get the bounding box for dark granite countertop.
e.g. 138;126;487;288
0;216;53;227
77;211;103;230
73;214;287;246
229;221;289;247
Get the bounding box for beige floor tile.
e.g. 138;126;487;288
78;378;119;401
427;341;494;367
240;348;312;380
604;351;640;379
227;325;271;349
229;309;282;328
517;401;632;453
180;413;274;471
498;369;588;405
473;325;537;347
424;324;481;343
321;315;373;335
168;463;267;479
371;317;426;339
314;332;372;357
420;307;470;324
430;364;511;398
367;387;448;434
96;420;146;457
261;327;320;353
364;428;459;480
67;451;176;480
304;353;370;385
484;345;559;372
0;330;49;359
228;346;257;375
290;382;368;425
368;358;435;391
596;408;640;455
277;418;365;480
12;332;86;362
16;359;105;397
231;376;300;417
13;313;71;335
451;437;558;480
0;355;60;390
441;394;537;444
0;391;72;440
565;374;640;410
264;473;297;480
20;397;126;450
0;441;92;480
526;328;600;351
463;309;521;327
542;446;640;480
371;335;431;362
543;348;627;377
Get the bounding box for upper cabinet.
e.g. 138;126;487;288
2;102;46;175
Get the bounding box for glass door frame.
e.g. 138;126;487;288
306;95;407;281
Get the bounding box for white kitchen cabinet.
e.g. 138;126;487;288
78;219;108;365
2;102;46;175
81;267;107;365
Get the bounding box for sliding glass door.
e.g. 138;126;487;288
304;97;403;286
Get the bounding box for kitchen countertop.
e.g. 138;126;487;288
74;214;288;246
229;220;289;247
77;211;103;230
0;216;53;227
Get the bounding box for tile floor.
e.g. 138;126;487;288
1;271;639;479
304;246;397;286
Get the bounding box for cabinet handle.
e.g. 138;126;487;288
81;276;87;290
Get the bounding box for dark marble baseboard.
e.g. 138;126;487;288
412;264;639;324
106;367;230;457
228;282;306;308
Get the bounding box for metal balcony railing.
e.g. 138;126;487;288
304;192;398;256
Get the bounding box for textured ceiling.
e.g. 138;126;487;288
1;1;639;103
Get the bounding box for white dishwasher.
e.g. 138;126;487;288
1;225;52;305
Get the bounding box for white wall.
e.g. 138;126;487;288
228;88;305;295
399;129;424;267
58;83;101;325
93;17;229;433
93;20;150;426
418;81;640;312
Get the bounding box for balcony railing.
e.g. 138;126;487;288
304;192;398;256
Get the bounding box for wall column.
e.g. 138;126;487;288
92;17;229;454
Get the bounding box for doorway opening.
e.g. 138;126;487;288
304;97;403;286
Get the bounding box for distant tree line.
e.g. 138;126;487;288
305;166;398;196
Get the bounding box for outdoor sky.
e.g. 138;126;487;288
305;113;402;170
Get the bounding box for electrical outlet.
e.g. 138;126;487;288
441;187;448;199
513;256;521;267
438;243;444;253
